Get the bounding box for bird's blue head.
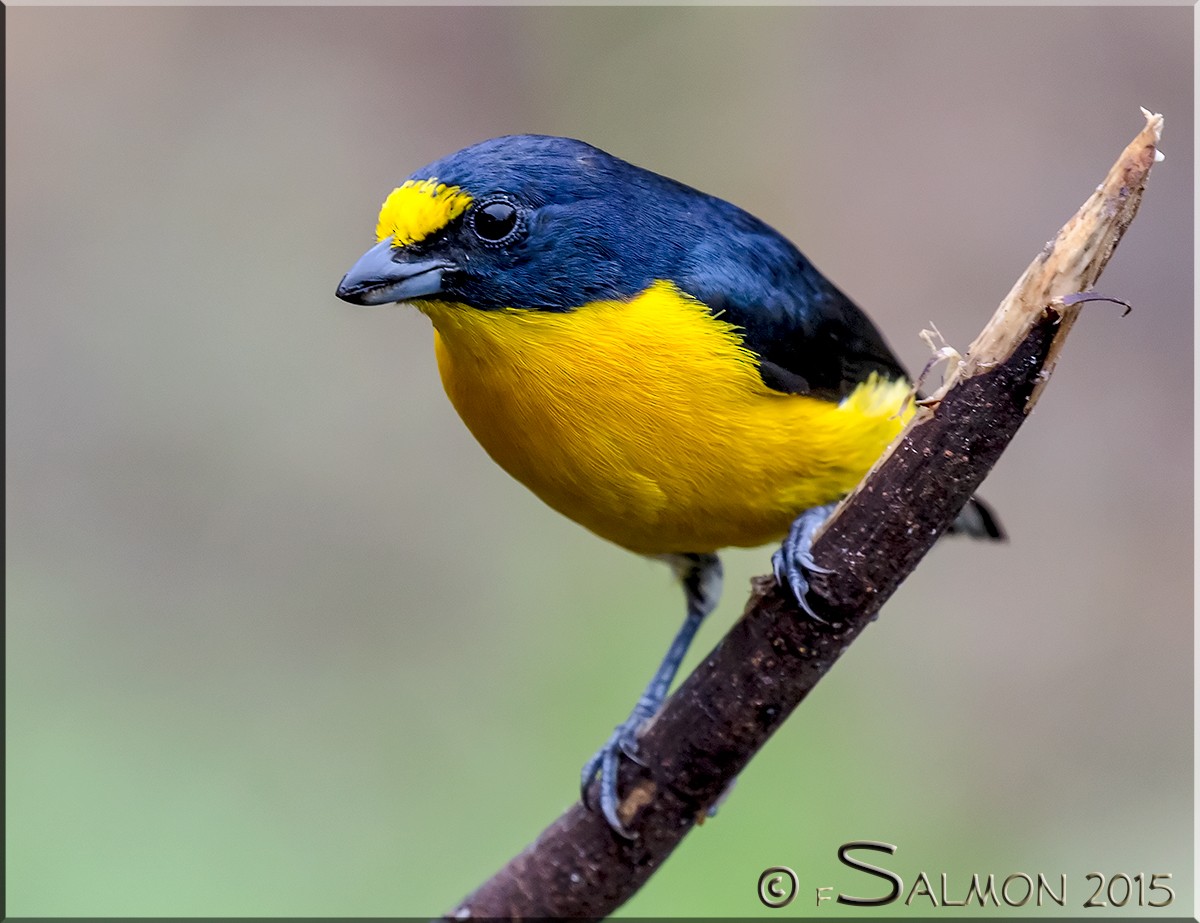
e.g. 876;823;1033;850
335;134;774;311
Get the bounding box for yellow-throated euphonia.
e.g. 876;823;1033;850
336;135;1002;836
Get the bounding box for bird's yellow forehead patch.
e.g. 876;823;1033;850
375;178;474;248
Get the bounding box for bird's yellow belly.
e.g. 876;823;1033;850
417;282;911;555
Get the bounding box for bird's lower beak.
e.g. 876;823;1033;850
335;239;450;306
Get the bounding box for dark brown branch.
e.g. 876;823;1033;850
446;111;1163;920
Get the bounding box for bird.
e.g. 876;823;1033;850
335;134;1003;837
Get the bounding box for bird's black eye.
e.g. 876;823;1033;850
469;199;521;245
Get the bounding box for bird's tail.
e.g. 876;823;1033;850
949;496;1005;540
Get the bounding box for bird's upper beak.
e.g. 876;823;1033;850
335;238;451;306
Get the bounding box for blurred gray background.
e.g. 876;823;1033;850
7;6;1192;916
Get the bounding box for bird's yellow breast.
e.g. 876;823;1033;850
416;281;911;555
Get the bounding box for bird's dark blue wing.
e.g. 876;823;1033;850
680;226;908;401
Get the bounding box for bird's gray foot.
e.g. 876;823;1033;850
581;552;721;838
772;502;839;620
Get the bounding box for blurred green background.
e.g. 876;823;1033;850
6;6;1193;917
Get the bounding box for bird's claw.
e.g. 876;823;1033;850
773;502;839;621
581;715;649;838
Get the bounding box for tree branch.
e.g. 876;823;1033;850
446;111;1163;920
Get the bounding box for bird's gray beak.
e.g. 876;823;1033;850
335;238;450;306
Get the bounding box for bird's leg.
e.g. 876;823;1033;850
772;501;839;621
581;552;722;838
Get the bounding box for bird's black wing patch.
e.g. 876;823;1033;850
757;359;812;395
